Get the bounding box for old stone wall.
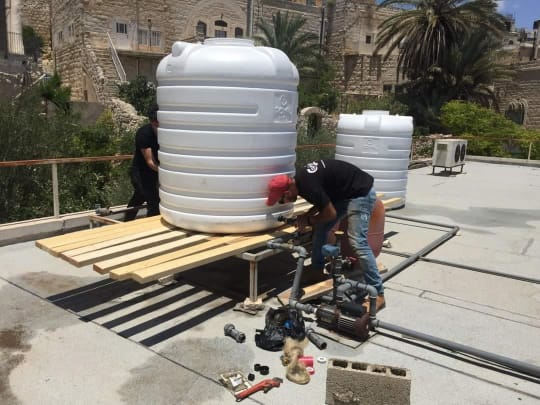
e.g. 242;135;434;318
326;0;401;98
254;0;324;38
496;60;540;130
20;0;52;55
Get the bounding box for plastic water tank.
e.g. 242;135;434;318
156;38;299;233
335;111;413;206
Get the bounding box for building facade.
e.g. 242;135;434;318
18;0;399;104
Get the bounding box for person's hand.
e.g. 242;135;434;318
296;214;310;233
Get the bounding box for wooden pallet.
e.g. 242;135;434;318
35;196;400;296
35;200;312;284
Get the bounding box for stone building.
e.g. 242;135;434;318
16;0;400;105
26;0;323;103
496;21;540;129
325;0;401;101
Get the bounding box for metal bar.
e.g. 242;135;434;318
52;163;59;217
249;260;258;302
528;142;533;161
0;155;132;168
106;31;127;82
382;215;459;282
374;320;540;379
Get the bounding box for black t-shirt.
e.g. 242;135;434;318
132;123;159;177
295;159;374;209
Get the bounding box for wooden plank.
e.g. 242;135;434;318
108;235;247;280
381;197;403;209
59;227;181;258
130;226;297;283
62;229;189;267
46;219;174;255
94;233;212;274
278;279;333;304
35;215;163;254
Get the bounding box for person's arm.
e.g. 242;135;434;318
141;147;158;172
297;202;336;232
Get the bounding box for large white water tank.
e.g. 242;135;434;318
156;38;298;233
335;111;413;207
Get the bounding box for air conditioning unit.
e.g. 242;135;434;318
432;139;467;174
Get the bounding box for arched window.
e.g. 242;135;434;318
505;99;527;125
235;27;244;38
196;21;207;38
215;20;228;38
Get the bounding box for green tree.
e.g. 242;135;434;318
254;11;336;111
22;25;44;61
254;11;320;76
0;89;133;223
396;29;513;130
39;73;72;113
117;75;157;116
375;0;505;80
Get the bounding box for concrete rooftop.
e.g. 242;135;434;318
1;160;539;404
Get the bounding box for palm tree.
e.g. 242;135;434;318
397;29;513;129
440;30;513;108
254;11;320;76
374;0;506;79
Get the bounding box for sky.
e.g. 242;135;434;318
497;0;540;30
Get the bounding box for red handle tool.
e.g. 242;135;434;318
235;377;283;402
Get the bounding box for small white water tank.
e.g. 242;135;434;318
335;111;413;206
156;38;299;233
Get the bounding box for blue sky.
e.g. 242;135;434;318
497;0;539;29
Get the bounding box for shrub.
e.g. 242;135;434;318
440;100;539;159
117;75;157;116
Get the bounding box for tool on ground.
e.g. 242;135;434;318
234;377;283;402
306;327;327;349
224;323;246;343
219;371;251;396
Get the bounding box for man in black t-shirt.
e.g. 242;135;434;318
124;105;160;221
266;159;385;311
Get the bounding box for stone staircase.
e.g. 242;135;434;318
80;31;126;103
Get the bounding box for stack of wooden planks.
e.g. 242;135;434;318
35;200;312;284
35;197;401;287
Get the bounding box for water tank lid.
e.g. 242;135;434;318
362;110;390;115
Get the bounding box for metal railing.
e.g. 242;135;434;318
0;155;132;219
106;32;127;82
7;31;25;55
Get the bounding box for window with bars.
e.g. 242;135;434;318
196;21;207;38
215;30;227;38
138;29;161;46
116;22;128;34
235;27;243;38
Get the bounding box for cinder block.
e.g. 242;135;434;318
326;358;411;405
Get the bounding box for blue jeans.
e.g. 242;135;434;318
311;187;384;295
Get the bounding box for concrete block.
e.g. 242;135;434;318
326;358;411;405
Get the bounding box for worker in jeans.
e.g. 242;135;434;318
124;105;160;221
266;159;385;311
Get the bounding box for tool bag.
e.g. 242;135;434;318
255;306;306;351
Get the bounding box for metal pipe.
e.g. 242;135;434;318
336;279;378;320
266;240;308;302
52;163;59;217
382;216;459;282
373;319;540;379
383;250;540;284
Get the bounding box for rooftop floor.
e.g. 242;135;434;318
1;160;539;404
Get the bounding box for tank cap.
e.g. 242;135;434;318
172;41;189;57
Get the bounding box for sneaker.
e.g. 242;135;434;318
362;295;386;313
